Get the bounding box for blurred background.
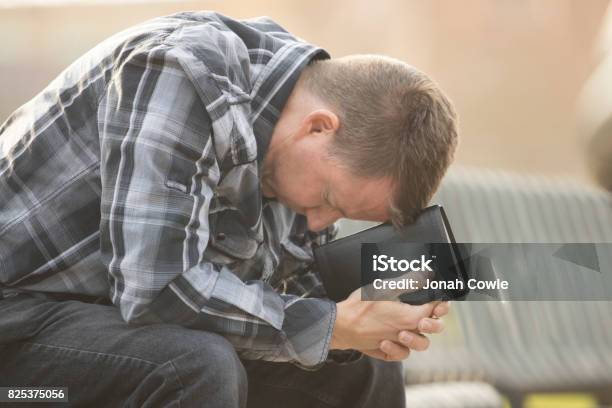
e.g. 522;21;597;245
2;2;612;408
1;0;611;186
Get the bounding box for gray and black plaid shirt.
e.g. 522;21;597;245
0;12;340;367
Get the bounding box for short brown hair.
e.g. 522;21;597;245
301;55;459;226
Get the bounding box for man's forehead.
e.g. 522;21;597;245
333;176;393;221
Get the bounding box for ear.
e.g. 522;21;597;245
302;109;340;137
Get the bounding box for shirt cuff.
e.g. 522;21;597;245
281;296;336;367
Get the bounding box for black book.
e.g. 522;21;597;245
313;205;470;304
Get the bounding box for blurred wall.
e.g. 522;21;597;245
0;0;608;184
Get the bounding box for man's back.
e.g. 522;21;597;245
0;11;327;303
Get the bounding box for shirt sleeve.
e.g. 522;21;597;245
97;42;336;367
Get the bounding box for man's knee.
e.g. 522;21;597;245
155;328;246;385
356;357;404;390
336;356;404;406
343;357;405;407
133;326;247;407
187;331;247;388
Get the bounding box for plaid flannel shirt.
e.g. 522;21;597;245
0;11;341;367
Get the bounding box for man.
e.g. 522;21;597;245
0;11;457;408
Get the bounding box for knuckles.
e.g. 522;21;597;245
415;337;431;351
401;315;420;329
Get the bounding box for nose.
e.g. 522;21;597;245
305;207;342;232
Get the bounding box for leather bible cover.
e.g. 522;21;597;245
313;205;469;303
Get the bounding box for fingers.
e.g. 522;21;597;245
382;301;446;331
390;302;437;328
418;317;445;334
362;349;391;361
393;301;448;331
378;339;411;361
397;331;430;351
364;338;415;362
361;331;433;362
432;301;450;318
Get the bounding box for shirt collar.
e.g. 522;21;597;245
251;42;330;166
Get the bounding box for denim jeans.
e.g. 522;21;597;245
0;293;405;407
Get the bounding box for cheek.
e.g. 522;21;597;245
271;147;325;207
285;181;318;206
275;173;320;207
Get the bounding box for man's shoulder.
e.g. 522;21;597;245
161;12;301;88
162;11;296;46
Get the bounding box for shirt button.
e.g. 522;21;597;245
216;232;226;241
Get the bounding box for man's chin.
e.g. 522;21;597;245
260;183;304;214
276;197;305;215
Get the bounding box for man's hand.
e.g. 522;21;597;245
330;288;449;361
